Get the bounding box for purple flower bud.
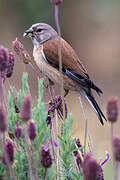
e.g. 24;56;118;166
12;38;24;56
12;38;31;64
20;96;31;122
14;125;22;139
107;96;118;123
6;52;14;78
0;105;7;133
28;120;36;141
2;141;14;165
0;46;8;72
82;153;104;180
113;137;120;162
50;0;63;5
41;146;52;168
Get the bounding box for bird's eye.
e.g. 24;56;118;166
36;28;42;32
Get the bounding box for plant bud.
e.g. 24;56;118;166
82;153;104;180
12;38;31;64
107;96;118;123
28;120;36;141
14;125;22;139
0;46;8;72
0;105;7;133
20;96;31;122
12;38;24;55
41;146;52;168
6;52;15;78
2;141;14;165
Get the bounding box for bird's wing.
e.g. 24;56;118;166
43;37;89;79
43;37;103;95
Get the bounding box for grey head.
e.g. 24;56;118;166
23;23;58;46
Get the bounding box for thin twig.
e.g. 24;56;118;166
78;96;94;155
54;5;65;122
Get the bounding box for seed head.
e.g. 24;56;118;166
2;141;14;165
12;38;24;55
47;96;68;124
0;105;7;133
20;96;31;122
28;120;36;141
50;0;63;5
113;137;120;161
82;153;104;180
6;52;15;78
41;145;53;168
107;96;118;123
0;46;8;72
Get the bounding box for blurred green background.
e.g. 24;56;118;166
1;0;120;179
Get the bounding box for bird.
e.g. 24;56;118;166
23;23;106;125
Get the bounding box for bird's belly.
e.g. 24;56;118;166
33;47;80;92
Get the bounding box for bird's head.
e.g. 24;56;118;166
23;23;58;46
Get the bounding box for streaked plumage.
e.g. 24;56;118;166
24;23;106;125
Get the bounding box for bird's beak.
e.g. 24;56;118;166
23;29;33;38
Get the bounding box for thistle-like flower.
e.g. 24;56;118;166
20;96;31;122
107;96;118;123
41;145;52;168
0;105;7;133
2;141;14;165
28;120;36;141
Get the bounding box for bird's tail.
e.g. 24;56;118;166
83;89;106;125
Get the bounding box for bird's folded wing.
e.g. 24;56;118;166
43;37;89;78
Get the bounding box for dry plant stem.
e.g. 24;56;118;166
55;109;60;180
23;123;34;180
28;62;40;78
54;5;65;122
31;141;39;180
78;96;94;155
50;85;60;180
114;162;119;180
110;123;117;180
